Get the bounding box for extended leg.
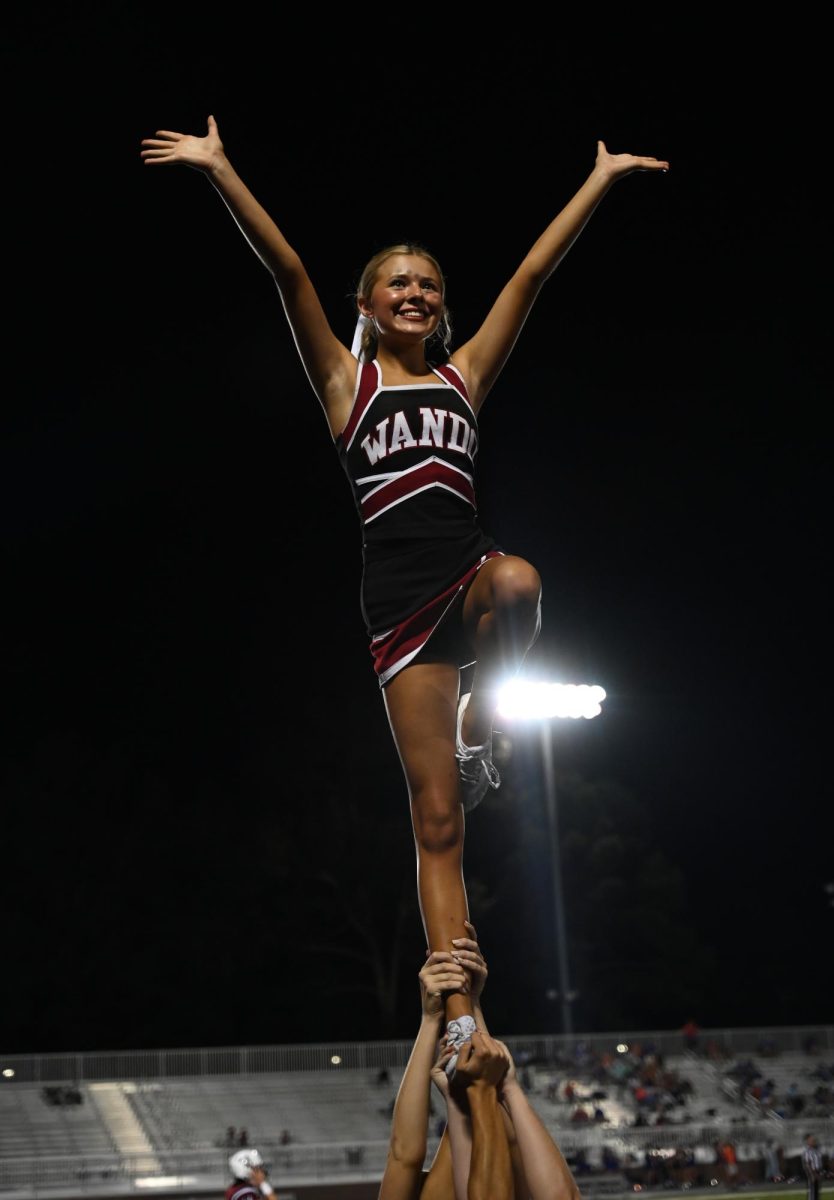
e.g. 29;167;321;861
383;659;474;1027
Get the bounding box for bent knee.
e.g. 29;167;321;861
491;557;542;611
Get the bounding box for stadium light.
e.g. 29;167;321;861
497;680;606;721
496;677;607;1037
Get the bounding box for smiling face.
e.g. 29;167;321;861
360;254;444;345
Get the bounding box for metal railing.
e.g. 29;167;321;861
2;1024;832;1085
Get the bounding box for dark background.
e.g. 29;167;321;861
2;11;829;1056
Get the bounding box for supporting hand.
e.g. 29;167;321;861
450;920;488;1004
420;951;469;1019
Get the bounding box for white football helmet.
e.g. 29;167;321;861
229;1148;264;1178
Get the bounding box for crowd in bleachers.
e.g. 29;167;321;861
485;1029;834;1136
719;1054;834;1121
495;1037;700;1129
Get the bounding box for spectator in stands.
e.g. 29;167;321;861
225;1126;238;1148
226;1148;277;1200
811;1083;833;1114
787;1082;805;1117
602;1145;621;1171
276;1128;293;1171
238;1128;250;1147
719;1140;740;1190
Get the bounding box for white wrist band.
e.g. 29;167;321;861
259;1183;274;1197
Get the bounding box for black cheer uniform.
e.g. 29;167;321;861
335;358;503;686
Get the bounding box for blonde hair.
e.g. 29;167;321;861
354;244;452;362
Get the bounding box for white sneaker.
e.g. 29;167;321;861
455;693;500;814
445;1014;478;1077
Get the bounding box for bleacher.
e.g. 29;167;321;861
126;1069;401;1148
1;1025;831;1198
0;1085;116;1160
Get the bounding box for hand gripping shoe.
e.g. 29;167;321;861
445;1014;478;1077
455;693;500;814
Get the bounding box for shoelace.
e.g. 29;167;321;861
456;748;500;789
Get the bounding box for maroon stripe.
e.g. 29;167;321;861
434;363;470;401
339;361;379;447
361;462;475;522
370;551;503;679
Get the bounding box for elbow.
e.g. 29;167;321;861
388;1134;427;1171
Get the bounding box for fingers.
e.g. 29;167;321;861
434;1039;455;1073
422;971;468;995
450;937;478;952
493;1038;513;1060
425;950;455;966
493;1038;514;1072
450;945;484;967
455;1039;475;1069
420;954;468;995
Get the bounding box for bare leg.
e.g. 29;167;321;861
460;555;542;748
384;659;474;1024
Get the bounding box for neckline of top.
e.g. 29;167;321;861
372;361;451;390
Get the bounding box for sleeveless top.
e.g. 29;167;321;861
334;359;499;635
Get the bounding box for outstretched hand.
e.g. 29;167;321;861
595;139;669;181
140;114;225;173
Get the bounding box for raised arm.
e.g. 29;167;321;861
495;1041;581;1200
140;115;357;433
451;1033;513;1200
378;951;468;1200
429;1037;471;1200
423;925;488;1200
451;140;669;412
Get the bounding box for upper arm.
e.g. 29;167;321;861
277;265;359;436
449;270;542;413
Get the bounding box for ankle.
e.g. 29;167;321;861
461;693;494;748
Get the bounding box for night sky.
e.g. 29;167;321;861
2;13;829;1057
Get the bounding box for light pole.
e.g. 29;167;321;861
496;680;606;1039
